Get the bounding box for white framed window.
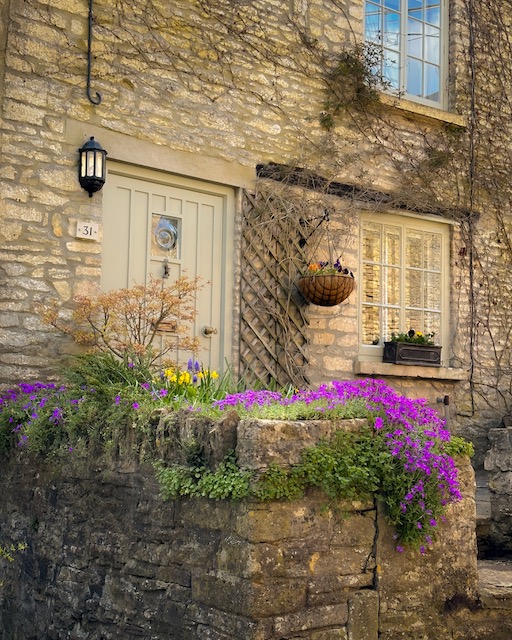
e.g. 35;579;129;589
359;212;450;361
364;0;446;107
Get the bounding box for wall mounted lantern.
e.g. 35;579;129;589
78;136;107;197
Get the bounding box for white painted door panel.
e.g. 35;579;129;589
101;165;234;372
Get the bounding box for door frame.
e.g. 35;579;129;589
102;160;237;373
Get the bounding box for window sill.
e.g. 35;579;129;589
354;359;469;381
379;94;466;128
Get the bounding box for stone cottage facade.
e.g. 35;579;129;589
1;0;512;481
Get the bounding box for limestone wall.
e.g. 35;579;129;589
0;416;481;640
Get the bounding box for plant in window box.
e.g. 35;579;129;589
297;260;355;307
383;329;442;367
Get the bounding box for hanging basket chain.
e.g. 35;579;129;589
297;208;355;306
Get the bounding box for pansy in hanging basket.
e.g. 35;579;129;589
298;260;355;306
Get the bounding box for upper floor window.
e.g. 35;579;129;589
364;0;446;107
360;212;450;361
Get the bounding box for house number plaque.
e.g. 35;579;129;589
76;221;99;240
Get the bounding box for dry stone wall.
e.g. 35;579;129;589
0;415;486;640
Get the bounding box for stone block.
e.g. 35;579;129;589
489;472;512;495
187;603;273;640
216;537;284;579
310;630;348;640
487;428;512;449
273;603;349;636
236;419;334;470
192;572;307;617
308;573;374;607
331;512;376;547
234;500;334;543
347;591;379;640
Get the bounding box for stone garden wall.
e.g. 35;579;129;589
484;425;512;554
0;415;486;640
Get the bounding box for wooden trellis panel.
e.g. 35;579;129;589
239;190;310;388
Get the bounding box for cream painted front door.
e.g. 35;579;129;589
101;163;235;372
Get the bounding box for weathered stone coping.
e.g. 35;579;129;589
236;417;369;471
155;409;370;471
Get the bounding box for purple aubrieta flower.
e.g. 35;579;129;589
132;402;139;410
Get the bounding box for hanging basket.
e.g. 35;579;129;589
297;273;355;306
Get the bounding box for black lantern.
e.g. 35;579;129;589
78;136;107;197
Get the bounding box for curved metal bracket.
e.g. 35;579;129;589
298;209;331;247
86;0;102;105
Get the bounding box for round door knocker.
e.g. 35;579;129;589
155;218;178;251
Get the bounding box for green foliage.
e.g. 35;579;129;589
0;542;27;564
155;454;253;501
0;351;239;459
0;542;27;587
389;329;436;345
253;428;393;503
445;435;475;458
253;463;305;501
209;397;371;421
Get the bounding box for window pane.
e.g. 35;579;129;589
424;272;441;309
405;269;422;307
363;221;381;261
384;49;400;88
405;309;423;332
406;229;423;267
425;24;440;63
384;266;400;305
426;5;440;26
383;307;400;340
384;226;401;265
363;306;381;344
364;264;381;303
365;2;382;43
423;232;442;270
406;56;423;96
407;18;423;58
365;14;381;44
425;63;440;102
384;10;401;50
365;0;443;104
424;311;441;338
152;215;180;259
362;214;446;353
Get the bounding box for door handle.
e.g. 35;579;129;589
202;325;218;337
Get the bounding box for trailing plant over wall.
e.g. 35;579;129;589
157;378;474;552
0;354;473;553
320;44;383;130
0;352;230;457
